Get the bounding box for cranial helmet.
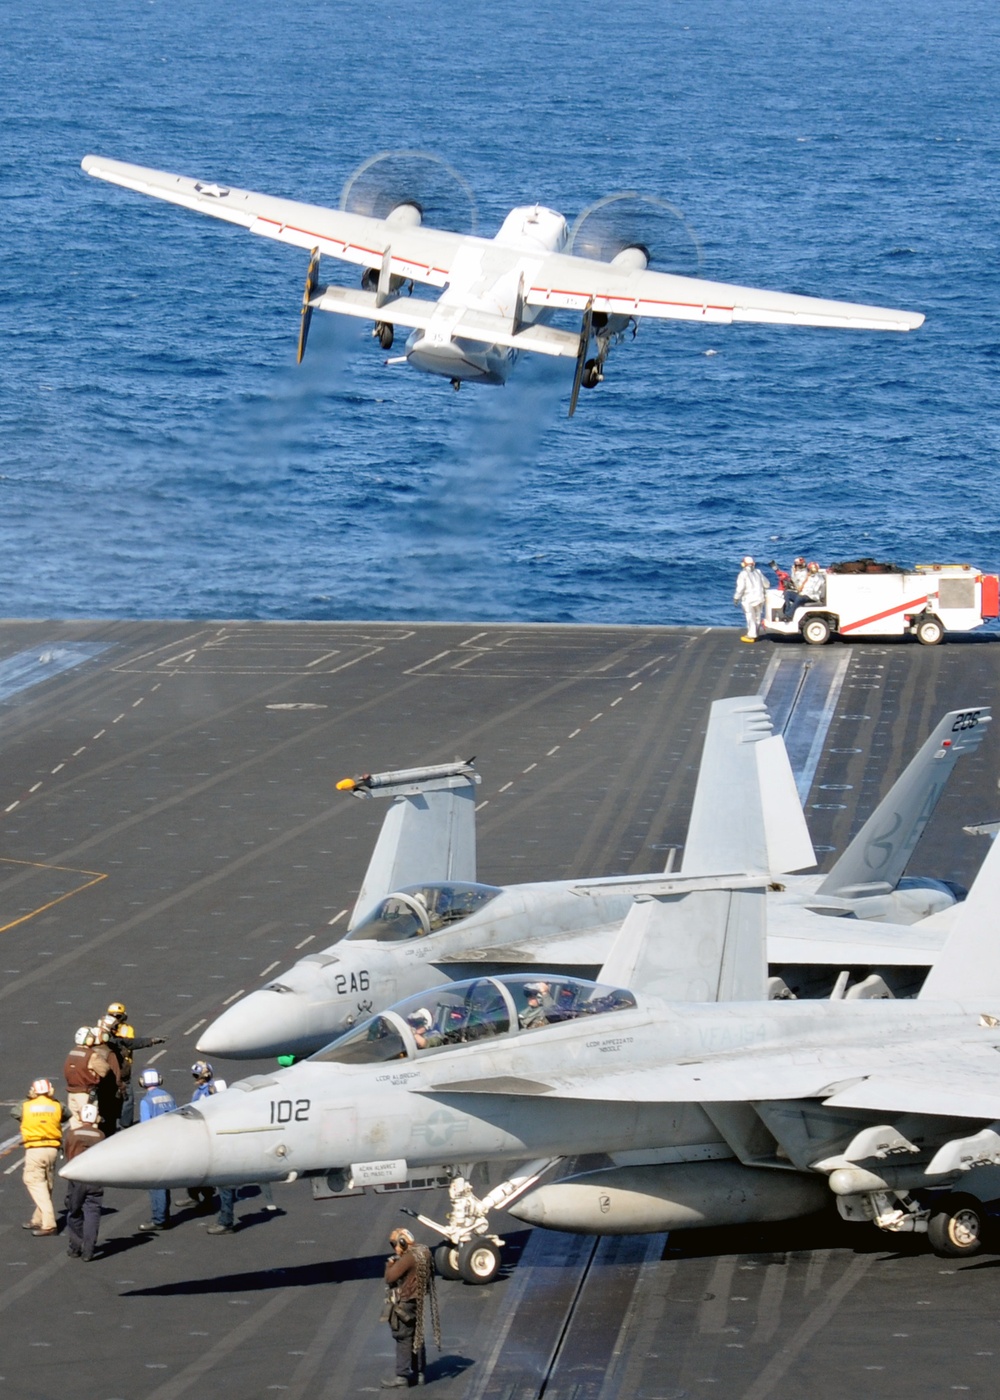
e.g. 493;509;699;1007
741;556;755;567
75;1026;94;1047
139;1069;162;1088
79;1103;99;1125
191;1060;213;1079
29;1078;54;1097
107;1001;127;1020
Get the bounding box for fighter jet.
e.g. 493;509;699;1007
197;704;989;1059
81;155;923;415
64;697;1000;1279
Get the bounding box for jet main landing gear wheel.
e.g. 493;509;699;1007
457;1238;501;1284
433;1243;462;1280
927;1194;985;1257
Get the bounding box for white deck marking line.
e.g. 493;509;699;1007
132;697;143;707
523;763;537;773
568;728;581;738
498;781;513;793
610;697;622;706
222;988;246;1006
29;784;42;793
72;747;86;756
183;1019;208;1036
590;712;603;722
92;730;105;739
142;1290;295;1400
112;714;125;723
461;632;489;646
547;746;560;755
0;1132;21;1155
626;655;666;678
5;802;19;813
325;910;347;927
404;650;451;674
259;961;281;979
3;1155;25;1175
475;800;489;811
306;650;339;668
51;764;64;774
146;1048;168;1065
151;683;161;691
296;933;317;947
451;654;479;669
630;681;642;691
159;650;198;667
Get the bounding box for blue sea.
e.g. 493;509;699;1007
2;0;998;626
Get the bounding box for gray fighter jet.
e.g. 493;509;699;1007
197;704;989;1059
64;698;1000;1281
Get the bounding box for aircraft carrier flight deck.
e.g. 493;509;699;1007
1;618;998;1400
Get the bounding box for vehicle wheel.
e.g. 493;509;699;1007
582;359;602;389
916;615;944;646
377;322;394;351
801;615;831;646
457;1238;501;1284
927;1193;985;1257
434;1242;462;1280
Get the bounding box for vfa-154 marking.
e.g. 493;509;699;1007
81;154;923;415
197;703;990;1060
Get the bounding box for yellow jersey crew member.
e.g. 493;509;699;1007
10;1078;69;1235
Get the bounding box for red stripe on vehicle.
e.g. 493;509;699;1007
839;594;930;634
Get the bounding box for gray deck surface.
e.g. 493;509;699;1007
1;619;998;1400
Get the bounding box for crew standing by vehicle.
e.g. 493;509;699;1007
10;1078;69;1236
733;556;770;642
63;1102;105;1261
137;1069;176;1232
382;1227;440;1388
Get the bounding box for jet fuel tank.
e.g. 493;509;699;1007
510;1160;829;1235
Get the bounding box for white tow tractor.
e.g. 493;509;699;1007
765;562;1000;646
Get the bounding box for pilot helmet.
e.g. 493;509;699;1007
407;1009;433;1030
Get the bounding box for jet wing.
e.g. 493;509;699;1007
525;251;924;332
81;155;467;287
433;925;617;967
822;1056;1000;1122
765;905;943;966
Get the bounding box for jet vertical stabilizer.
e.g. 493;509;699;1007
817;707;990;898
343;761;480;927
918;823;1000;1003
681;697;815;878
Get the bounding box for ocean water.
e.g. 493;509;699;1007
1;0;998;626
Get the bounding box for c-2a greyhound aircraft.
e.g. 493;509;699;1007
81;155;924;414
66;697;1000;1282
196;703;989;1059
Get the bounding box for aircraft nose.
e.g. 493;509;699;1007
59;1109;212;1190
197;988;330;1059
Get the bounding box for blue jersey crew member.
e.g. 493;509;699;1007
137;1070;176;1231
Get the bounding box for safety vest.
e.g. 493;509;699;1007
20;1096;63;1149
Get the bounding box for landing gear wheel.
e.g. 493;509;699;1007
376;322;394;351
928;1193;985;1257
915;616;944;646
434;1243;462;1280
581;359;602;389
801;615;831;646
457;1238;501;1284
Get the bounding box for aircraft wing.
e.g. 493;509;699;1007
765;904;943;966
433;925;616;967
81;155;467;288
526;250;924;332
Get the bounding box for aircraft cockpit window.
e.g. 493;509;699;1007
396;978;513;1053
502;975;637;1031
345;883;502;943
310;1015;408;1065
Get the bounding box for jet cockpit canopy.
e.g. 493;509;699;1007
309;973;637;1066
346;882;502;942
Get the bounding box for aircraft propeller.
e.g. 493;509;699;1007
296;247;322;365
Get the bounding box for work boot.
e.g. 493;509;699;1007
138;1221;167;1232
32;1227;57;1236
207;1223;236;1234
171;1196;196;1209
380;1380;410;1389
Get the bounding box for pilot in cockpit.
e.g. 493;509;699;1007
519;982;554;1029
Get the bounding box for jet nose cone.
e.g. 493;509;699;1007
198;988;329;1059
59;1110;212;1190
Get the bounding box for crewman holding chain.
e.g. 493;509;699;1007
382;1226;440;1387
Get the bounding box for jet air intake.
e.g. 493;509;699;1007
511;1161;828;1235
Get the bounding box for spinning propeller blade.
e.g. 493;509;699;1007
568;299;594;418
296;247;321;365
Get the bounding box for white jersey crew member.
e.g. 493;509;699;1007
734;557;769;642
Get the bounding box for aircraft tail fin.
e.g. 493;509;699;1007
598;884;768;1002
681;696;815;878
919;827;1000;1001
817;707;990;897
345;762;480;928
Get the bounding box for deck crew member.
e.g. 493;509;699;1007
734;557;769;642
100;1002;166;1128
781;561;826;620
89;1025;124;1138
63;1102;105;1261
382;1227;440;1388
64;1027;101;1125
137;1070;176;1231
10;1078;69;1236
